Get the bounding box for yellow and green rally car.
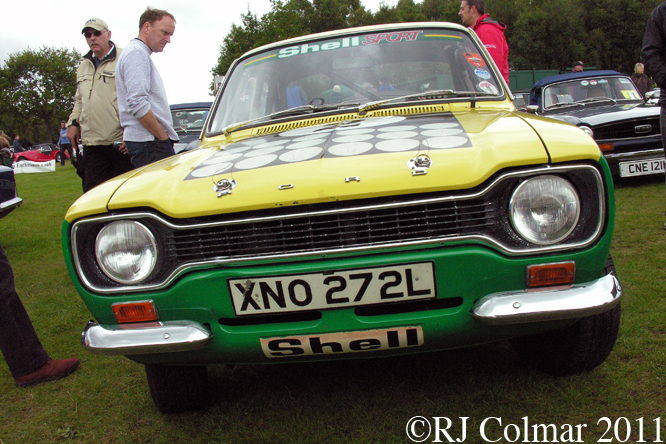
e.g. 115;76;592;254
64;22;622;413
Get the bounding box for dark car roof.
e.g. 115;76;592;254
531;70;623;90
170;102;213;110
529;70;627;107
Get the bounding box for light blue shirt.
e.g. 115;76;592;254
116;38;178;142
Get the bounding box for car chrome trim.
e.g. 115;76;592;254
70;164;606;294
0;197;22;213
603;148;664;162
471;273;621;325
81;320;212;355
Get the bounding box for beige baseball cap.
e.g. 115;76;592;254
82;18;108;33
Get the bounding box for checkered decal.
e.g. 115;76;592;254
186;115;472;180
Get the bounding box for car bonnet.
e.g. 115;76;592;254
65;111;600;221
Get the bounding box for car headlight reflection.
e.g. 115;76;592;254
510;175;580;245
95;221;157;284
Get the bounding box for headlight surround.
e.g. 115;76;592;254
509;175;580;245
95;221;157;284
579;125;594;138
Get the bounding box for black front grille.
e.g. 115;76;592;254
72;165;606;292
594;117;660;140
172;198;498;262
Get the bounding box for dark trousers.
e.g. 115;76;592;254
661;107;666;156
661;108;666;189
82;144;135;193
0;244;49;379
59;143;73;166
125;139;175;169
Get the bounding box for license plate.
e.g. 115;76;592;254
229;262;436;316
619;158;666;177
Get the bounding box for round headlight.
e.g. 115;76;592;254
579;125;594;138
509;175;580;245
95;221;157;284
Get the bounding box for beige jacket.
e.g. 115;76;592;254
67;44;123;146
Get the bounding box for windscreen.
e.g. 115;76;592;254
209;28;502;133
542;76;643;108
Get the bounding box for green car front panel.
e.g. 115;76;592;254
62;184;614;366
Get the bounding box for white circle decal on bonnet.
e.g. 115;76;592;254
328;142;374;156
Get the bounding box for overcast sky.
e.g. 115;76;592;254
3;1;395;105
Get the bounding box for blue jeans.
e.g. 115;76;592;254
125;139;175;168
0;244;49;378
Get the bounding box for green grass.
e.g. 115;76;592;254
1;166;666;443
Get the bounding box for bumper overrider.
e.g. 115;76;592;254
82;273;621;356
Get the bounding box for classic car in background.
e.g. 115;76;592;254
14;143;70;164
0;165;22;219
65;22;621;413
528;70;663;178
170;102;213;153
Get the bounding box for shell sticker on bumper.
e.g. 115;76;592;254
186;115;472;180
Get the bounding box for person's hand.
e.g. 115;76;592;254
66;125;80;147
117;142;128;155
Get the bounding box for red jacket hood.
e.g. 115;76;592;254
473;13;507;32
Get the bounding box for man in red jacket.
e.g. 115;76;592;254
459;0;509;84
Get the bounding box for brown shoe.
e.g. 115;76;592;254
14;358;80;387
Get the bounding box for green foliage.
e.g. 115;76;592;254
512;0;587;70
0;46;80;145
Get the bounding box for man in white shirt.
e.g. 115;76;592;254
116;8;179;168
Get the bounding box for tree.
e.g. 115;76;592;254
212;10;264;78
421;0;459;22
394;0;426;22
0;46;80;144
511;0;586;71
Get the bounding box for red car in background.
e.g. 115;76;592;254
13;143;70;163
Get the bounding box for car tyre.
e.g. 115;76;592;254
17;156;26;162
510;255;621;376
55;152;62;162
145;364;208;413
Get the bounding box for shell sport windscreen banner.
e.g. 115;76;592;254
13;159;56;174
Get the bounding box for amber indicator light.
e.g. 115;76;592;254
112;301;158;323
598;142;614;153
527;262;575;287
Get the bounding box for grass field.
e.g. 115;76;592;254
1;164;665;443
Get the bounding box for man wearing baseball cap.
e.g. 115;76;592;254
66;17;133;192
572;61;584;73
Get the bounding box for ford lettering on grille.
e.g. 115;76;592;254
635;124;652;134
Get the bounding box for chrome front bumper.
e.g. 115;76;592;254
82;274;621;355
82;320;212;355
604;148;664;164
472;274;621;325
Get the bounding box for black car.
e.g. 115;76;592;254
0;164;22;219
528;70;663;178
170;102;213;153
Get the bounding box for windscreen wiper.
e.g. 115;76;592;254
358;90;498;114
576;97;617;105
545;101;582;110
